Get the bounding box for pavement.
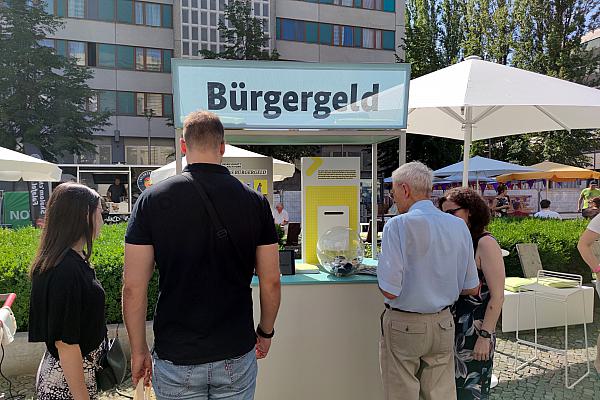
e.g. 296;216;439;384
3;304;600;400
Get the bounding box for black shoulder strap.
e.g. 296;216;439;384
182;172;244;263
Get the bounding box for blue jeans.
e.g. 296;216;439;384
152;348;258;400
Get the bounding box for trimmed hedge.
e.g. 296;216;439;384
0;218;593;332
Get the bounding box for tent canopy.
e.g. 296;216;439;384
434;156;536;177
496;161;600;182
435;173;496;184
151;144;296;184
0;146;62;182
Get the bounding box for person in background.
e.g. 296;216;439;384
439;188;505;400
107;177;127;203
578;181;600;215
123;111;281;399
534;199;561;219
582;197;600;219
492;185;510;217
577;214;600;372
272;202;289;234
377;162;479;400
510;201;529;217
29;183;106;400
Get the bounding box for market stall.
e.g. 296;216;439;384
170;59;410;400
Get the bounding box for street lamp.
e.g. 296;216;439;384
144;108;155;165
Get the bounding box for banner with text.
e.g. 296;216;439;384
172;60;411;130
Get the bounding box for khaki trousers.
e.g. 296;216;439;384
379;307;456;400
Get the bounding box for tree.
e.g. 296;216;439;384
199;0;278;60
0;0;110;161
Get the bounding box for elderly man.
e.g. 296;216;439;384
272;203;289;234
377;161;479;400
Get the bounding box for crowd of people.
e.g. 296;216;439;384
23;110;600;400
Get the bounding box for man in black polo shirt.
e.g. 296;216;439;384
122;111;281;399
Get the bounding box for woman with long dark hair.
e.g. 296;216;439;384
492;184;510;217
439;188;505;400
29;183;107;400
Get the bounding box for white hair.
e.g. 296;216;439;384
392;161;433;195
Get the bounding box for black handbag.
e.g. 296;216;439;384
96;325;128;392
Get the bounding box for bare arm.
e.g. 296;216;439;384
478;237;505;333
578;193;585;211
578;230;600;270
123;244;155;385
55;341;90;400
254;244;281;359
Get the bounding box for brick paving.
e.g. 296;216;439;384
2;303;600;399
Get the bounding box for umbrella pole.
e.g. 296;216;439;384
462;107;473;187
399;130;407;166
372;143;378;260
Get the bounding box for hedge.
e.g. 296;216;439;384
0;218;593;332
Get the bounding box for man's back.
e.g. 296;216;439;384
125;163;277;364
534;209;561;219
378;200;478;313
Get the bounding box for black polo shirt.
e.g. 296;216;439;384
125;163;278;365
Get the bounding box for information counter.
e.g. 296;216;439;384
250;263;384;400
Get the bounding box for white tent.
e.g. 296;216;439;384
407;56;600;185
0;146;62;182
150;144;296;184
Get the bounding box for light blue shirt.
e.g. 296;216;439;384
377;200;479;313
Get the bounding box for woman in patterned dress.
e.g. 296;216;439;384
29;183;107;399
440;188;506;400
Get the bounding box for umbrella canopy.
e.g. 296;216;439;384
151;144;296;184
407;56;600;185
434;173;496;184
496;161;600;183
434;156;536;177
0;146;62;182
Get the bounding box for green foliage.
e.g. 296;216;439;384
198;0;279;60
0;1;110;161
489;218;591;280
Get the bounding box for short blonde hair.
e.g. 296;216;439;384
392;161;433;195
183;110;224;151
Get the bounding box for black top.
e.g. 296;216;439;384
28;250;107;359
107;183;127;203
125;163;278;365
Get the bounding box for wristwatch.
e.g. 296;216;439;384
256;325;275;339
478;329;492;339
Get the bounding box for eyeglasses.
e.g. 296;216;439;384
445;207;464;215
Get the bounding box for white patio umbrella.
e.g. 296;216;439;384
407;56;600;186
0;146;62;182
151;144;296;184
433;156;537;177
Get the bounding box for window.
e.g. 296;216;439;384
163;95;173;116
87;0;98;18
117;45;134;69
117;0;132;23
145;48;162;71
201;12;207;24
145;3;160;26
209;12;216;25
99;91;116;113
182;9;188;23
136;93;145;115
342;26;353;47
98;44;115;67
80;145;111;164
163;50;172;72
117;91;135;114
333;25;341;46
201;28;207;41
183;27;189;39
281;19;302;41
134;1;144;24
43;0;54;14
192;0;197;7
68;0;84;17
162;4;172;27
382;30;395;50
182;41;189;55
192;42;198;56
354;27;362;48
210;0;215;9
135;48;144;70
362;28;375;48
306;22;318;43
88;94;98;112
39;38;54;48
68;41;86;65
99;0;115;21
146;94;163;116
383;0;394;12
56;0;67;16
319;23;332;45
192;10;198;24
262;3;268;17
55;39;67;57
192;27;198;40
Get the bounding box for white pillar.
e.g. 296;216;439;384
399;130;407;166
175;128;183;175
462;107;473;187
372;143;378;259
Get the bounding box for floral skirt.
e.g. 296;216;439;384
35;344;103;400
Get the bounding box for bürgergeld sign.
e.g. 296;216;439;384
172;60;410;130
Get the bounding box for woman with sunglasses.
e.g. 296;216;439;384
29;183;107;400
439;188;505;400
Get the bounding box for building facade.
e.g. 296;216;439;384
45;0;405;165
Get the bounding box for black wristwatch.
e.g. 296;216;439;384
256;325;274;339
478;329;492;339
